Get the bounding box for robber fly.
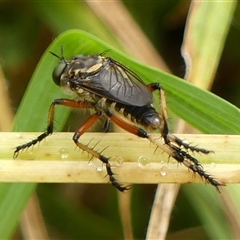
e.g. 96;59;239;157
14;50;223;191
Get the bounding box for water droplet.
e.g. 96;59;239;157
160;166;168;176
138;155;150;167
110;156;124;167
15;133;22;139
59;148;69;159
211;162;216;168
161;171;167;176
182;139;189;145
91;158;103;171
96;166;103;172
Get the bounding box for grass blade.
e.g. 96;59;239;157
1;29;239;238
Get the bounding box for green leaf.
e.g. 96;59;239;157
183;185;234;239
14;29;240;135
0;184;35;238
2;29;240;238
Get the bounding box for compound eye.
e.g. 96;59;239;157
52;61;67;86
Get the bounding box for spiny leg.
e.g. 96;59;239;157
72;112;129;192
14;99;90;158
179;148;222;189
149;83;213;154
166;133;213;154
147;135;224;191
105;109;222;190
169;144;222;191
149;84;222;188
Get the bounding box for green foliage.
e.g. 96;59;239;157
1;28;239;239
1;1;240;239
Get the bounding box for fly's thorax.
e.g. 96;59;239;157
57;55;105;87
78;91;100;103
70;55;105;76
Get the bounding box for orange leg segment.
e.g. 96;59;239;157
72;112;130;192
74;113;100;137
105;110;149;139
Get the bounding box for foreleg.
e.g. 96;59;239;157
14;99;90;158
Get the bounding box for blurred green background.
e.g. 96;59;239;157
1;1;240;239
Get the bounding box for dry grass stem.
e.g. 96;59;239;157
0;132;239;185
86;0;169;71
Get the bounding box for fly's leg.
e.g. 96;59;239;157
14;99;90;158
14;98;128;191
174;145;221;188
148;83;213;154
103;118;111;132
148;83;223;190
72;113;129;192
166;134;213;154
105;109;223;191
147;83;169;136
